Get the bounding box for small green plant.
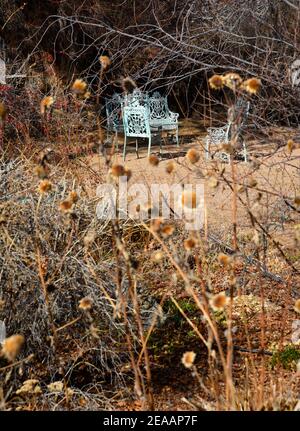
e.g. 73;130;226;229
213;309;227;328
270;345;300;370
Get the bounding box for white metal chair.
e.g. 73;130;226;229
122;104;152;160
205;99;250;163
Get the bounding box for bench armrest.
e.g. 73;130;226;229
168;110;179;122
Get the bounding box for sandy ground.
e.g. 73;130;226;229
85;127;300;250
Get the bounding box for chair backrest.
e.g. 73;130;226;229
123;105;150;138
106;94;122;130
148;91;170;121
123;89;149;108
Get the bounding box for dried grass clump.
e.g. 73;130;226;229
0;157;148;404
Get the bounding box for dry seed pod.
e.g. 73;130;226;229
148;154;159;166
209;75;224;90
181;351;196;368
209;292;229;311
1;334;24;361
186;149;200;164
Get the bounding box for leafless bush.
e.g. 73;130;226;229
1;0;300;128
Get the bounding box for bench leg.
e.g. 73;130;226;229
147;135;152;157
205;138;210;160
243;142;248;163
115;131;118;151
135;139;139;159
123;136;127;161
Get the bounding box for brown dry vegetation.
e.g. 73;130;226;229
0;0;300;412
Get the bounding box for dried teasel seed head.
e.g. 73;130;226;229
161;224;175;237
121;77;137;94
184;237;197;250
287;139;295;154
78;297;93;311
38;180;52;194
71;79;87;95
221;143;234;154
1;334;24;361
40;96;54;115
242;77;261;95
110;164;125;177
165;161;175;174
148;154;160;166
218;253;231;267
209;75;224;90
152;251;164;262
224;72;243;90
186;148;200;164
181;351;196;368
69;191;79;203
99;55;111;70
209;291;229;311
59;200;73;213
294;299;300;314
294;196;300;207
83;230;96;247
208;176;219;189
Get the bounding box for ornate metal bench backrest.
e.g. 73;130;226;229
0;37;26;84
123;89;149;108
148;91;178;125
105;93;122;132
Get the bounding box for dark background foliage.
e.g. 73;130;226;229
1;0;300;125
